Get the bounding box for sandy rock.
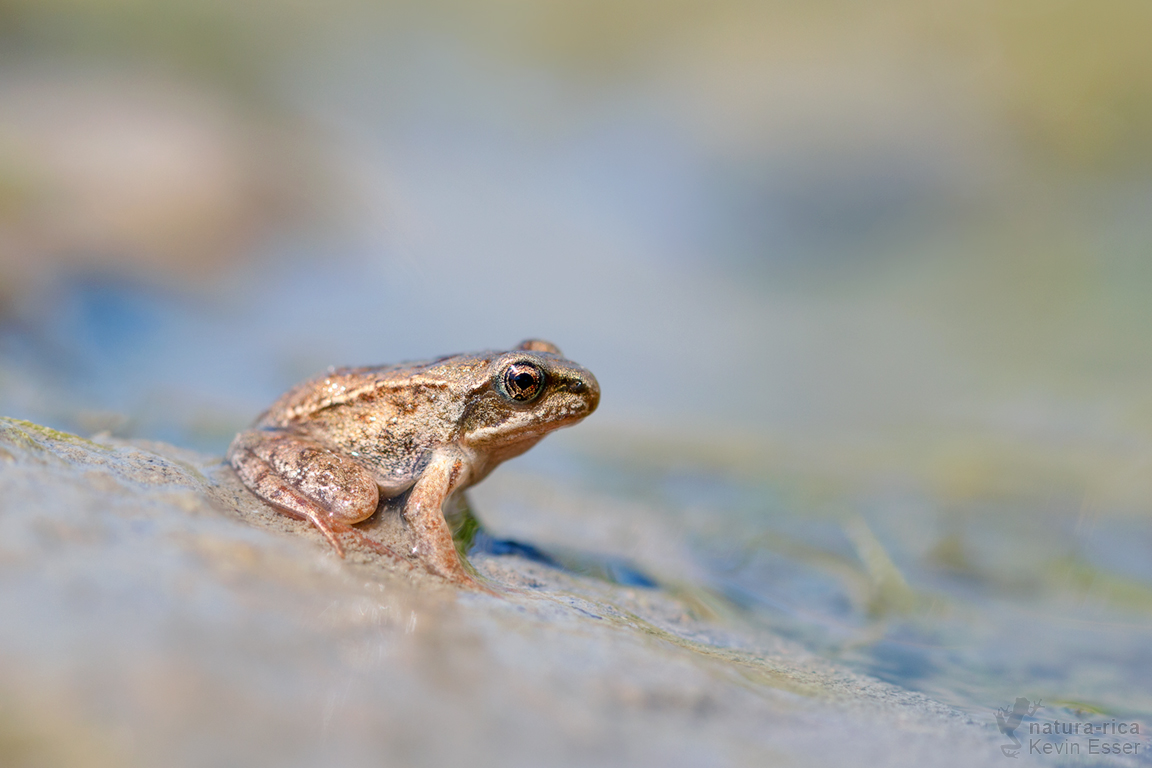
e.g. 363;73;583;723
0;417;1004;767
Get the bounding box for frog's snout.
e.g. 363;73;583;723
572;370;600;413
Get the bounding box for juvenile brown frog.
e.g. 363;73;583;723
227;340;599;586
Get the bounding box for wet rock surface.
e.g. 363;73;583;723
0;416;1004;767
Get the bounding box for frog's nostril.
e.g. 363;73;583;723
569;380;586;394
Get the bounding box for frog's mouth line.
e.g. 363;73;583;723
464;411;592;451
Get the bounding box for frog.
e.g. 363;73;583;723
227;339;599;587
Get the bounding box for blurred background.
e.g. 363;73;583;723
2;0;1152;724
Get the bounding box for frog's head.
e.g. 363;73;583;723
458;339;600;462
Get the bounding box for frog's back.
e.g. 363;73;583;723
257;357;450;428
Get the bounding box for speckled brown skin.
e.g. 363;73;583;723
227;340;599;586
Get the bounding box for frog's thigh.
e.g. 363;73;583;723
404;452;471;583
229;430;380;529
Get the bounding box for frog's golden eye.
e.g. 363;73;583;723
502;362;545;402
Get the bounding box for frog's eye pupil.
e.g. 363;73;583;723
503;364;544;402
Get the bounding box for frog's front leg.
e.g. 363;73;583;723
228;428;395;559
403;449;477;586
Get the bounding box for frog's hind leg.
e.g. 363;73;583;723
228;429;397;559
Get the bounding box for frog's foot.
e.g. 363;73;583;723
320;519;410;562
228;429;385;560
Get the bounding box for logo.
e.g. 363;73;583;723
996;697;1042;758
993;698;1145;758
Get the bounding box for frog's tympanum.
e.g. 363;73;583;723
228;340;599;586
